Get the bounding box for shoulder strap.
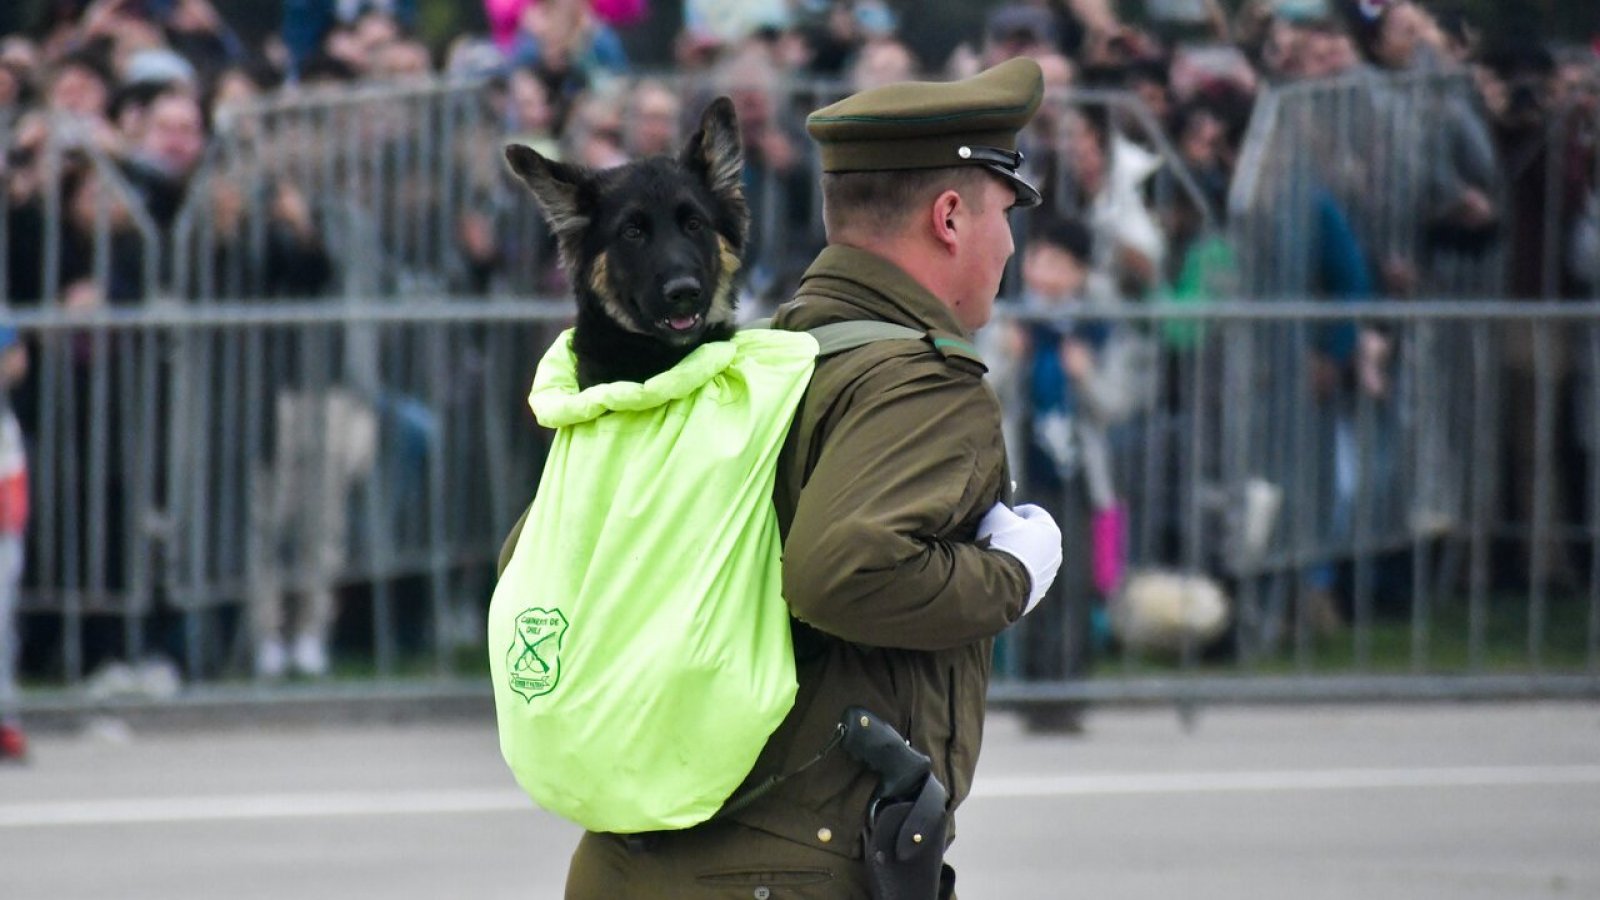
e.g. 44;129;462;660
741;318;927;357
745;317;984;374
806;321;927;356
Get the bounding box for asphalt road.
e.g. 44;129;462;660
4;703;1598;899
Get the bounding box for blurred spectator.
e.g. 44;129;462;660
986;4;1058;66
1479;34;1593;588
0;66;24;114
1035;49;1076;92
485;0;533;52
0;324;28;762
243;192;366;681
1167;102;1228;219
562;83;627;169
120;83;206;230
510;0;629;104
207;61;273;121
0;36;41;79
6;113;143;307
281;0;416;79
1571;57;1600;291
444;36;506;80
1145;0;1230;40
1293;17;1359;79
504;63;557;151
1058;105;1166;297
1301;186;1387;634
671;28;726;75
1574;188;1600;294
0;39;38;114
313;21;369;76
712;44;816;298
370;34;432;82
1340;0;1439;71
589;0;647;28
1015;51;1073;223
684;0;788;48
297;48;359;87
845;36;916;92
47;49;115;121
1000;214;1154;732
1080;21;1165;72
163;0;244;87
796;1;866;77
124;45;198;91
621;77;679;158
350;8;402;62
4;147;152;682
1123;57;1174;129
1302;2;1497;295
1170;43;1258;103
1430;4;1480;64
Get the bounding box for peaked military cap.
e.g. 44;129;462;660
806;57;1045;208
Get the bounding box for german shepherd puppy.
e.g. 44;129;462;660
505;98;749;388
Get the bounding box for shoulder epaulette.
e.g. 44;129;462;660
926;329;988;373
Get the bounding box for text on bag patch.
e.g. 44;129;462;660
508;608;569;701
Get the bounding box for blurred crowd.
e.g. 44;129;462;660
2;0;1596;304
0;0;1598;714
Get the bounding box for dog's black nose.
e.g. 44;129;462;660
663;276;702;307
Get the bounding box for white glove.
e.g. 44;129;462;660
977;501;1062;615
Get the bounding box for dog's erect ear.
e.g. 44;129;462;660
505;143;591;238
681;97;748;244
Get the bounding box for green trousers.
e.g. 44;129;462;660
565;818;958;899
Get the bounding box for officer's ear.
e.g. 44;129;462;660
931;189;963;253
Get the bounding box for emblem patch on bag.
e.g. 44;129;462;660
507;608;569;701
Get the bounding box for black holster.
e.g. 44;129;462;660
840;707;950;900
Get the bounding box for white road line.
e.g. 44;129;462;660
967;765;1600;800
3;766;1599;828
0;789;533;828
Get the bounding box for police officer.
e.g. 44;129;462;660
564;57;1063;899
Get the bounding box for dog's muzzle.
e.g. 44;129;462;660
663;276;703;306
660;276;705;334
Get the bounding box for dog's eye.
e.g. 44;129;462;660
622;223;644;241
683;216;703;232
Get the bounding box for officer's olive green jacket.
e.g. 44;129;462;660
497;244;1030;855
730;244;1029;857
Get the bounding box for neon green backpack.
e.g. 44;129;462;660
489;322;922;834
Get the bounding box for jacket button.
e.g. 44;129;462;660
754;888;771;900
817;827;833;843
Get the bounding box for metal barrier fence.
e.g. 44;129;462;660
5;69;1600;701
989;301;1599;702
1232;70;1508;301
8;300;568;683
6;300;1598;701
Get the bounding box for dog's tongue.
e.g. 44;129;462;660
667;315;699;332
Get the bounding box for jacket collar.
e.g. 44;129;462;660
796;244;971;338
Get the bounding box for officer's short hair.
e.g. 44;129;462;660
821;166;994;239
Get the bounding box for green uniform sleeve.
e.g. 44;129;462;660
781;358;1031;651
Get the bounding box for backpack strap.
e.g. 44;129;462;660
806;320;926;357
740;318;928;357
